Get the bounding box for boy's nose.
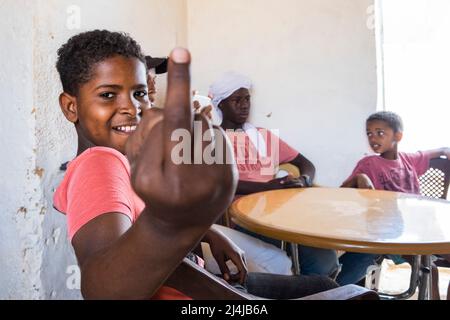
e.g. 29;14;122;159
119;98;140;117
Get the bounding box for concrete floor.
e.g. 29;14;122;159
377;259;450;300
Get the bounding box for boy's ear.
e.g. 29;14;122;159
394;131;403;142
59;92;78;123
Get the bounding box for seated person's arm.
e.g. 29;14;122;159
288;153;316;186
236;154;316;195
424;147;450;159
73;209;202;299
341;173;374;189
201;226;248;284
236;176;301;195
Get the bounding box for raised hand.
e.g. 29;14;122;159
193;99;213;120
126;48;238;231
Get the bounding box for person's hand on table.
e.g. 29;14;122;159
355;174;375;190
267;175;308;189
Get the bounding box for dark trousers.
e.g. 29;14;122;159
235;272;339;299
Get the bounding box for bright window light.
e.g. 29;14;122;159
378;0;450;152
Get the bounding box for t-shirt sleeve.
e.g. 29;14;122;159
66;151;134;241
266;130;299;164
343;158;369;184
405;151;431;176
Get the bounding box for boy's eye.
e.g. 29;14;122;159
378;131;385;136
100;92;115;99
134;90;148;98
367;132;372;137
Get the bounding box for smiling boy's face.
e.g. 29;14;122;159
61;55;149;155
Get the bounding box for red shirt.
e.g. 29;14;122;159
345;151;431;194
54;146;190;300
226;128;299;183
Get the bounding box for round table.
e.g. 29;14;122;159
229;187;450;299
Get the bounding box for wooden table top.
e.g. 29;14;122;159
229;188;450;254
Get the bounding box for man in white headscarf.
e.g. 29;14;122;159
209;72;378;286
209;71;315;188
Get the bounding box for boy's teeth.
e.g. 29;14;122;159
115;125;137;133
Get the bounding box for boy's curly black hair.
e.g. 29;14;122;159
56;30;146;95
366;111;404;133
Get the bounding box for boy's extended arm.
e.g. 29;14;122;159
73;48;237;299
289;153;316;185
236;153;315;195
236;179;280;194
73;209;206;299
289;153;316;179
341;176;357;188
236;176;307;195
424;147;450;159
341;174;375;189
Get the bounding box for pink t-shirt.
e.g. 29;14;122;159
226;127;299;183
345;151;431;194
53;146;190;300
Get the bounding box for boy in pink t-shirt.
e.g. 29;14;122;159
342;111;449;193
342;111;450;299
53;31;338;300
53;31;240;300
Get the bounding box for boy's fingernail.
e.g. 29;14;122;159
171;47;190;64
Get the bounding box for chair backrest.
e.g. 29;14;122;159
419;157;450;200
165;258;255;300
166;258;379;300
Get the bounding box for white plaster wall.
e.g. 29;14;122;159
1;0;187;299
0;0;43;299
187;0;377;186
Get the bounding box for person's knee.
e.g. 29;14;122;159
298;246;339;276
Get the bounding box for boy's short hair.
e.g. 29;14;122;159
145;56;168;74
56;30;146;95
366;111;404;133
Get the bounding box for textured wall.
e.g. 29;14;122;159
187;0;377;186
0;0;44;299
0;0;187;299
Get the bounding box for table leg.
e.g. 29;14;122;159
280;241;287;252
418;255;432;300
290;243;301;275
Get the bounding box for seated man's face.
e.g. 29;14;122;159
219;88;251;125
73;56;150;154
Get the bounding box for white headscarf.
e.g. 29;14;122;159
208;72;266;157
208;72;252;125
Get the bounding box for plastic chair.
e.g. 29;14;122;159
419;157;450;200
